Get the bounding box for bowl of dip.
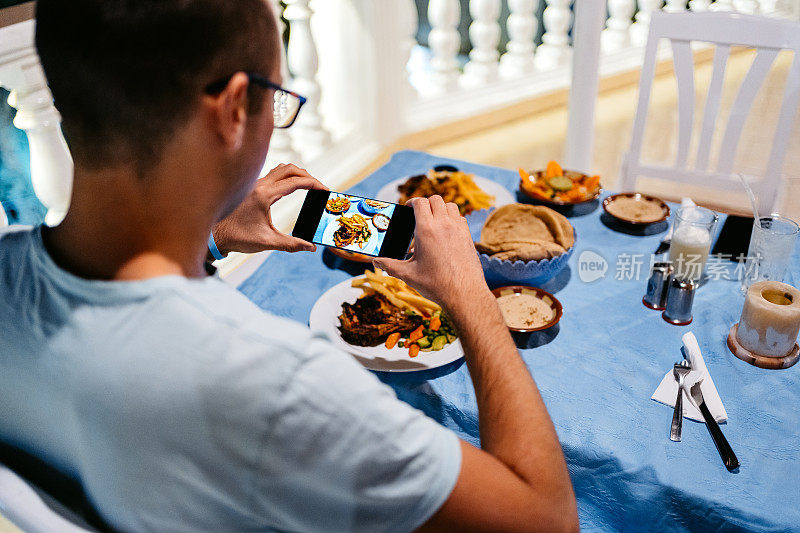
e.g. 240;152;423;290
490;285;563;332
602;193;670;226
372;213;390;232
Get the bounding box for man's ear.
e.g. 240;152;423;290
203;72;250;152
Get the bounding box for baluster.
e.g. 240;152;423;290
284;0;330;158
463;0;501;86
688;0;712;11
0;21;73;227
630;0;664;46
602;0;636;52
663;0;687;11
500;0;538;77
710;0;735;11
427;0;461;93
732;0;759;12
266;0;302;167
756;0;778;15
535;0;574;71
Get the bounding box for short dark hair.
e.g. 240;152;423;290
35;0;278;171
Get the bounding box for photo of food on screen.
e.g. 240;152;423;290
313;193;395;256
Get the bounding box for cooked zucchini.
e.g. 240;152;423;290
548;175;573;192
431;335;448;351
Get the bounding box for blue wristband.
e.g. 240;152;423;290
208;231;225;261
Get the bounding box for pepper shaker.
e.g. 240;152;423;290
643;262;673;311
662;278;697;326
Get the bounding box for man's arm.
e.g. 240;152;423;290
374;196;578;532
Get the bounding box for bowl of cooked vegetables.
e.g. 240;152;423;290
518;161;601;206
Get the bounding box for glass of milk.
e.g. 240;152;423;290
740;215;799;292
668;206;718;281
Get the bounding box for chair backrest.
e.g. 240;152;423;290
0;463;94;532
0;441;111;532
620;11;800;215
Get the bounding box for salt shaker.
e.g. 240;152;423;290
662;278;696;325
643;262;673;310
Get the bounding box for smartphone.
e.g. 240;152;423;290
292;190;415;259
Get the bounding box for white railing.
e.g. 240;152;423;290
266;0;800;242
0;0;798;268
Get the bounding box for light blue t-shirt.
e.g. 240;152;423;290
0;226;461;532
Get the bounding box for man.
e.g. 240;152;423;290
0;1;578;531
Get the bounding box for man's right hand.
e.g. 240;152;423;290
375;196;578;532
372;195;490;314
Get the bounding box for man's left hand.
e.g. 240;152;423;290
212;164;328;255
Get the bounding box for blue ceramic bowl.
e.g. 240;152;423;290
478;229;576;286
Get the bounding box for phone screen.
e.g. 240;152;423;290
293;190;415;259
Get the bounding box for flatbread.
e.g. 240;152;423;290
477;204;574;262
481;204;573;249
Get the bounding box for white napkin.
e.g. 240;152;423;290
651;332;728;423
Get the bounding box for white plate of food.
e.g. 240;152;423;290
322;212;377;254
376;169;514;216
309;271;463;372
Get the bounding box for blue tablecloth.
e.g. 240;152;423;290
238;150;800;532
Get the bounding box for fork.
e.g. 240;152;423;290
670;360;692;442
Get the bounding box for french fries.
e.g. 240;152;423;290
351;268;441;317
399;169;494;215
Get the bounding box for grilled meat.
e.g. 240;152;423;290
338;293;423;347
333;225;356;247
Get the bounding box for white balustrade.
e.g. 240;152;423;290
284;0;330;158
710;0;735;11
756;0;779;15
733;0;759;12
266;0;302;168
631;0;664;46
0;21;72;227
426;0;461;93
664;0;688;12
535;0;574;71
462;0;501;86
689;0;712;11
602;0;636;52
499;0;539;77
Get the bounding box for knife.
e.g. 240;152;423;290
689;380;739;472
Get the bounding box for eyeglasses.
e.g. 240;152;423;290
204;71;307;129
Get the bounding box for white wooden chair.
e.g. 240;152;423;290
619;11;800;215
0;462;95;532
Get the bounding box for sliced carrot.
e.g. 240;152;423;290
518;168;532;182
545;160;563;178
585;175;601;191
385;332;401;349
429;315;441;331
409;344;420;358
408;325;424;343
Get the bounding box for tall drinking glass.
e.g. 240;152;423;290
740;215;799;291
668;206;719;281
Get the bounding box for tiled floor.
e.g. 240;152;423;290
425;48;800;220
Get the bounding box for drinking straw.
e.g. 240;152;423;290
738;174;762;229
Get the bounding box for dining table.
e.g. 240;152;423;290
237;150;800;532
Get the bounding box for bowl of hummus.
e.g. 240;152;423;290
490;285;562;332
602;193;670;225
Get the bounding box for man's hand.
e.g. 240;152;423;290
376;196;578;532
372;196;489;313
212;164;327;255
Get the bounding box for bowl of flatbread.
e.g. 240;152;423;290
475;204;575;285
